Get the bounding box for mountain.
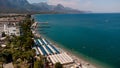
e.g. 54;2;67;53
32;2;51;11
53;4;84;13
0;0;42;13
0;0;29;11
32;3;85;14
0;0;85;13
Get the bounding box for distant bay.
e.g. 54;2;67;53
34;13;120;68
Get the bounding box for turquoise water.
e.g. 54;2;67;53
34;14;120;68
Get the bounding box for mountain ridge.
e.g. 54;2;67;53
0;0;87;14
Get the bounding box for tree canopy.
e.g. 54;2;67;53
55;62;63;68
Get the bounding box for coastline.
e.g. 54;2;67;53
41;34;113;68
34;24;97;67
33;21;114;68
32;14;119;68
41;34;98;68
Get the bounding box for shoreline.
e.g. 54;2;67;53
41;34;113;68
33;22;113;68
41;34;99;68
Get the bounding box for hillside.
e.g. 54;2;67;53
0;0;85;14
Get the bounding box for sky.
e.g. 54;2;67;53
28;0;120;13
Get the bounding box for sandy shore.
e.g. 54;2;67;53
32;22;100;68
43;35;114;68
43;36;98;68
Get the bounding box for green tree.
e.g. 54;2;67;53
2;50;13;63
34;61;39;68
12;50;21;62
34;60;44;68
3;14;37;67
1;32;6;37
55;62;63;68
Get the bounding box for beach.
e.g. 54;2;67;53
42;35;99;68
42;34;114;68
33;25;98;68
32;13;120;68
31;19;109;68
34;14;120;68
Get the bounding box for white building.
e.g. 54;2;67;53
3;24;20;36
0;17;21;36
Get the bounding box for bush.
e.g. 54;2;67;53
2;32;6;37
55;62;63;68
34;60;44;68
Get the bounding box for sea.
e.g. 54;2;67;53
34;13;120;68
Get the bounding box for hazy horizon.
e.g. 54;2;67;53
28;0;120;13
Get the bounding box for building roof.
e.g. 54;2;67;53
0;17;25;22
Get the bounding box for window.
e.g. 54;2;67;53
13;30;16;31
